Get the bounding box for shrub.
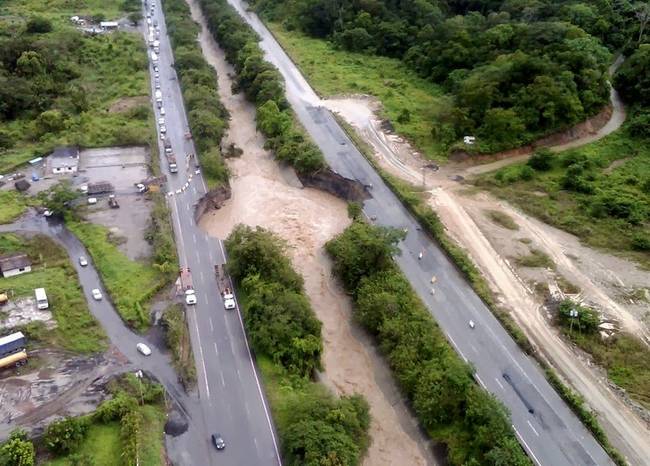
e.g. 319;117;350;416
44;417;89;455
527;148;554;171
25;17;52;34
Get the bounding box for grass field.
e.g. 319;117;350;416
268;23;447;161
477;129;650;267
0;0;151;173
0;233;107;353
44;422;121;466
67;219;165;332
0;191;27;224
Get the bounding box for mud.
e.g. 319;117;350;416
327;94;650;465
186;1;437;464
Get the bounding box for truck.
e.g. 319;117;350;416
163;139;177;173
179;267;196;305
34;288;49;310
108;195;119;208
214;264;237;310
0;331;26;357
0;350;27;371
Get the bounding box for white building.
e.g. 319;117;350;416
0;252;32;278
48;146;79;174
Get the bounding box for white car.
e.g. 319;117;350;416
87;197;97;205
155;82;161;90
158;117;165;125
223;293;236;310
137;343;152;356
154;71;159;78
185;289;197;305
146;18;152;25
469;320;475;329
79;185;88;194
159;107;165;115
91;288;102;300
43;209;53;217
160;125;166;133
79;256;88;267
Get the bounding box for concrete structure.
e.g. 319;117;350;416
100;21;119;30
48;146;79;174
0;252;32;278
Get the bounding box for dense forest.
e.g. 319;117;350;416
253;0;650;152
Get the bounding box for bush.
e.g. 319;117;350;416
44;417;89;455
0;430;35;466
558;300;599;334
527;148;554;171
25;17;52;34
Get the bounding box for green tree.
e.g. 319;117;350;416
128;11;143;26
44;417;88;455
25;17;52;34
0;429;35;466
615;44;650;106
527;148;553;171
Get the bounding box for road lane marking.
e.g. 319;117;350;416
447;334;467;362
214;342;219;357
218;239;226;261
209;318;214;332
233;291;282;465
495;378;504;390
527;420;540;437
220;371;225;387
470;343;478;353
200;270;204;281
193;233;197;244
190;309;210;400
513;426;542;466
475;374;486;389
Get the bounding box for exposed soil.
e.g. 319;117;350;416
108;95;149;113
325;95;650;465
186;1;438;464
0;348;128;439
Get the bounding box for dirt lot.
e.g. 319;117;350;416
324;95;650;465
187;1;437;464
0;297;55;331
78;146;153;260
0;348;128;439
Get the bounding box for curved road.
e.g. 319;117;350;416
223;1;615;464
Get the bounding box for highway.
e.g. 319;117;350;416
142;1;281;465
222;1;615;464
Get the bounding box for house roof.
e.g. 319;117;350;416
14;179;30;192
87;182;114;194
49;146;80;170
0;252;31;272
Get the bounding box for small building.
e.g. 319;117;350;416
100;21;119;30
87;181;114;195
48;146;80;174
0;253;32;278
14;179;30;192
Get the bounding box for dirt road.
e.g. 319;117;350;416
324;96;650;465
186;1;438;464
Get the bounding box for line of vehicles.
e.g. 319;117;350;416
178;266;237;311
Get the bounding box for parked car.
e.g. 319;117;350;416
87;197;97;205
137;343;152;356
91;289;102;300
211;434;225;450
160;125;167;134
158;117;165;125
79;256;88;267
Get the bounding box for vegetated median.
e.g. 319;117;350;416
325;221;530;465
196;0;326;175
335;116;627;465
161;303;196;388
163;0;230;188
225;225;370;465
0;233;107;354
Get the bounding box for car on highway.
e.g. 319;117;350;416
91;288;102;300
185;289;197;305
160;125;166;134
159;107;165;115
146;18;151;25
223;292;236;310
155;81;161;90
136;343;152;356
87;197;97;205
211;434;225;450
79;256;88;267
158;117;165;125
469;320;475;329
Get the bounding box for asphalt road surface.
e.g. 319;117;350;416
143;1;281;465
223;1;615;465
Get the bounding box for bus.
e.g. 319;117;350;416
34;288;49;310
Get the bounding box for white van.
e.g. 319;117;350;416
151;51;158;63
34;288;49;310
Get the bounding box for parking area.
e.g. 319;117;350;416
78;146;154;261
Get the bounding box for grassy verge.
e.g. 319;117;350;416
267;23;446;161
67;219;166;332
0;0;151;173
225;225;370;465
515;248;555;269
0;191;27;224
0;233;107;353
161;303;196;388
476;129;650;268
335;114;627;465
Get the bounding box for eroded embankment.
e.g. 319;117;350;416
186;0;438;464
